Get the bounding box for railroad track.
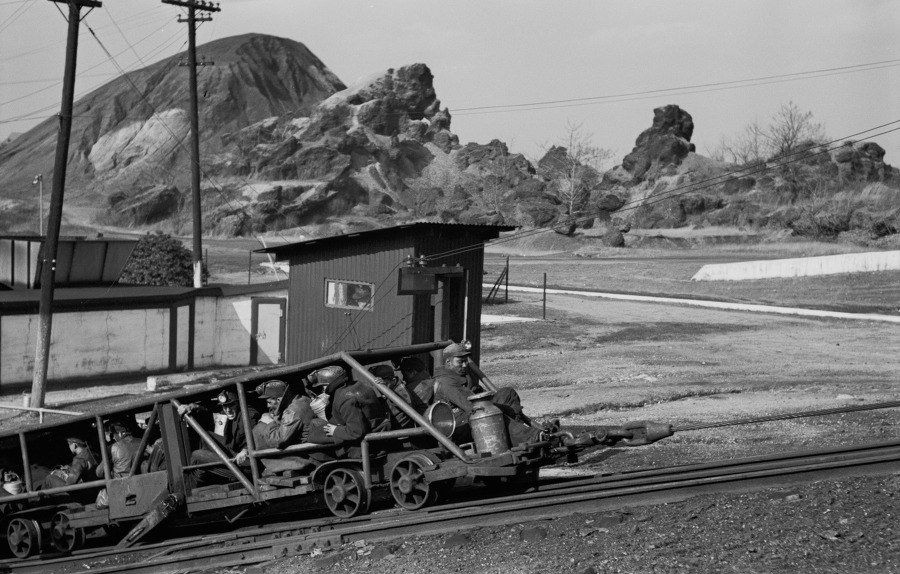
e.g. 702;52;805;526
7;440;900;574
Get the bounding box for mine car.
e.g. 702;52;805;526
0;340;617;558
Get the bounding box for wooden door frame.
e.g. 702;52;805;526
250;297;286;366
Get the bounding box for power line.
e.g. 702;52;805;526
453;58;900;116
422;120;900;264
0;0;34;34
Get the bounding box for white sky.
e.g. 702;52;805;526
1;0;898;164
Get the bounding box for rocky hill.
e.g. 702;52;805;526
0;34;345;232
1;33;898;246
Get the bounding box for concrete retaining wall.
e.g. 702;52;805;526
0;289;286;388
692;251;900;281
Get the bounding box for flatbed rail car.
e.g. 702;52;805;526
0;340;570;558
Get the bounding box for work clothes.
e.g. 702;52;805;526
95;434;142;508
253;396;314;450
222;406;261;454
432;366;541;447
308;380;391;447
41;447;98;489
97;435;142;479
403;370;435;414
190;406;261;486
331;381;391;443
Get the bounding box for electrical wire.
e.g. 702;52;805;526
421;121;900;264
80;13;304;273
453;58;900;116
325;119;900;350
0;0;34;35
674;400;900;433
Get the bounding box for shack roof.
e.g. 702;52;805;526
0;281;288;312
255;222;516;259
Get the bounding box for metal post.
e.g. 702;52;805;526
96;415;113;489
543;272;547;320
129;406;159;477
504;256;509;304
18;433;32;493
465;359;498;393
339;352;471;462
171;399;259;500
235;382;261;488
247;250;252;284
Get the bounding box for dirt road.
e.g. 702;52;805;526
479;292;900;472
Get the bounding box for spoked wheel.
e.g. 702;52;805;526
390;454;438;510
6;517;42;559
50;512;84;553
323;468;370;518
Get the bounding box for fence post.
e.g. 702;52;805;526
543;272;547;320
505;257;509;304
247;250;252;284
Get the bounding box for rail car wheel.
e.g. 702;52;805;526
6;517;42;559
50;512;84;553
323;468;370;518
390;454;438;510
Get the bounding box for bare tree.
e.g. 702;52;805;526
469;155;510;221
715;120;766;165
715;102;826;165
541;122;613;217
767;101;826;157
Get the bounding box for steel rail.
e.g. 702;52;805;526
7;441;898;574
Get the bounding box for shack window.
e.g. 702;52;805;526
325;279;373;311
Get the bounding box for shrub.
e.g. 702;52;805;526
119;232;206;287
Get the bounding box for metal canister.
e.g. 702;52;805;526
468;391;510;455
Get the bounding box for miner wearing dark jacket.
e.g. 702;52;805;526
308;365;390;456
433;340;543;446
41;437;98;490
95;422;142;507
187;389;261;485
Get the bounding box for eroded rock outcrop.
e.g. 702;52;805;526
831;141;892;182
606;105;695;185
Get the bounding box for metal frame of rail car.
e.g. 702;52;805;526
338;352;559;509
0;341;456;557
0;339;562;557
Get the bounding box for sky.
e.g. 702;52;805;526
2;0;899;165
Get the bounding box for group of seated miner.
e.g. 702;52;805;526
25;341;591;495
19;420;144;509
182;340;588;486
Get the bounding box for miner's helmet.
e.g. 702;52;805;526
108;421;130;436
255;379;288;400
443;340;473;359
66;437;87;448
368;364;396;381
310;366;348;389
214;390;239;407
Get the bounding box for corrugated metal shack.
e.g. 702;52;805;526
260;223;513;365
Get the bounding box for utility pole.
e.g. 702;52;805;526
31;0;102;409
162;0;220;288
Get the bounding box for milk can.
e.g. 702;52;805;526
468;391;510;455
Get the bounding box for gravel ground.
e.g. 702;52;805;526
224;292;900;574
253;473;899;574
4;251;898;573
